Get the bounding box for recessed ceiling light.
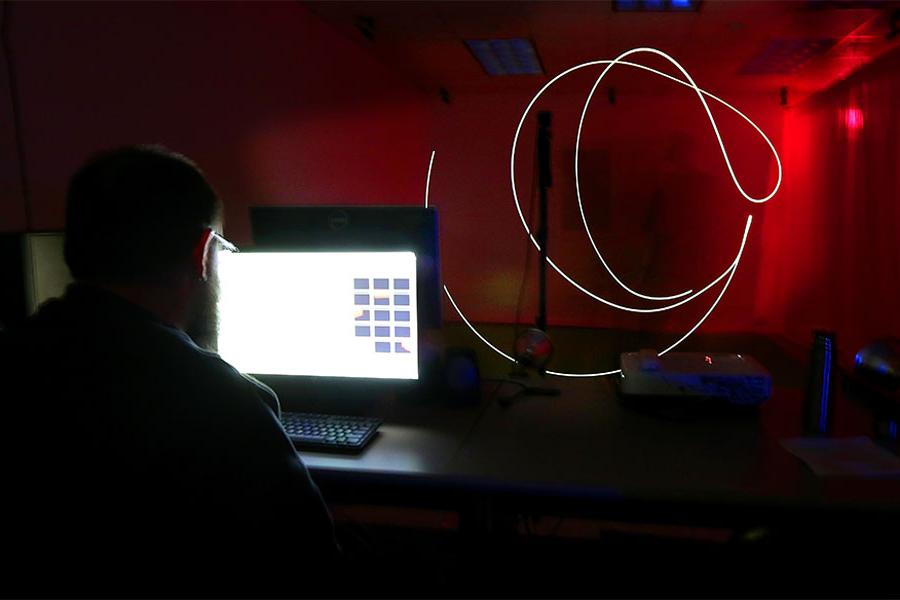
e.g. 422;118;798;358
740;39;837;75
612;0;701;11
465;38;543;76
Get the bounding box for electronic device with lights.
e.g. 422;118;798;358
250;206;440;328
227;206;443;452
217;250;421;382
215;249;423;452
619;351;772;406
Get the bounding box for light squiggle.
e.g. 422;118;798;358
573;48;774;303
439;48;781;377
513;49;781;313
425;149;435;208
444;284;622;378
658;215;752;357
444;284;517;364
444;216;751;377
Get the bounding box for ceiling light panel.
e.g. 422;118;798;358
740;38;837;75
613;0;701;12
465;38;543;76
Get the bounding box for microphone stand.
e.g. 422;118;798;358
536;111;551;334
505;112;559;403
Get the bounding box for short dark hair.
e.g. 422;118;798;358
64;146;221;284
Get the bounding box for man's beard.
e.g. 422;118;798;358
184;268;220;352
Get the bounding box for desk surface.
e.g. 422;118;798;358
293;331;900;597
448;379;814;503
300;403;474;476
299;331;900;525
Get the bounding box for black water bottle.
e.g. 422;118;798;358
804;330;837;436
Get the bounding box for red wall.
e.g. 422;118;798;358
429;62;784;342
0;1;430;244
3;3;898;364
754;47;900;365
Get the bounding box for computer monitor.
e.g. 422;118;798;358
250;206;441;329
0;232;74;329
244;206;442;406
216;250;419;380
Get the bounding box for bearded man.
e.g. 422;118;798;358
0;146;337;596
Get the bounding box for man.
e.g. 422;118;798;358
1;146;338;596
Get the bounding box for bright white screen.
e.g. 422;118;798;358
217;251;418;380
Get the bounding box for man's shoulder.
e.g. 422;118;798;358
156;328;280;415
10;295;277;418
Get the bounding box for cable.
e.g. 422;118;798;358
481;377;529;391
445;378;547;468
511;133;541;362
481;378;561;407
1;0;32;232
482;377;528;407
447;383;503;466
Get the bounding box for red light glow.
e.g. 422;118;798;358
844;108;864;130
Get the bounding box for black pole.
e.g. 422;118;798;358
536;111;552;332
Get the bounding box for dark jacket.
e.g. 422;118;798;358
1;284;338;596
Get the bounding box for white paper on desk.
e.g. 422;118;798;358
781;436;900;478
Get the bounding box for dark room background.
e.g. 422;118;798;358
2;0;899;368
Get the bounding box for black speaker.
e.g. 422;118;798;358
442;347;481;406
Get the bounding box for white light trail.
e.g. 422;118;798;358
542;223;746;314
658;215;752;356
511;50;781;313
573;49;773;303
442;213;751;377
444;283;622;378
443;285;517;364
435;48;781;378
425;150;435;208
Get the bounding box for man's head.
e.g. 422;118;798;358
65;145;221;284
65;146;225;347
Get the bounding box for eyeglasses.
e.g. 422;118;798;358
209;230;239;253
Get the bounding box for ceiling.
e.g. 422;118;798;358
305;0;900;103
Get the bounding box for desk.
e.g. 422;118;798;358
301;374;899;531
297;331;900;593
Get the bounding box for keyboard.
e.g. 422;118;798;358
280;411;381;453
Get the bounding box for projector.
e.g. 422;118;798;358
619;351;772;406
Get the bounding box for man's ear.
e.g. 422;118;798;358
191;229;214;281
